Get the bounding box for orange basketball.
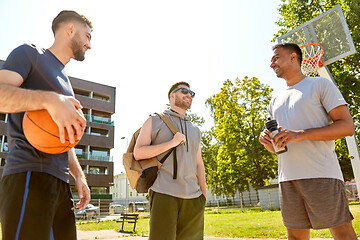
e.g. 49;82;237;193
22;109;82;154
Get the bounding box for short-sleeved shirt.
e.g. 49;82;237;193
150;109;202;199
269;77;347;182
1;44;75;183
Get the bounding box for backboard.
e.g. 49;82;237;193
277;4;356;66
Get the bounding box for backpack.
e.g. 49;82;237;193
123;113;179;193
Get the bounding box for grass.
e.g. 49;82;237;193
76;203;360;238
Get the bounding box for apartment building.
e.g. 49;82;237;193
0;60;115;213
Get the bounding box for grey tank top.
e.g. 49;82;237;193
150;109;202;199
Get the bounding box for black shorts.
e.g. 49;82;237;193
0;171;76;240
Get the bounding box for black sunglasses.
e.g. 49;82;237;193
172;87;195;98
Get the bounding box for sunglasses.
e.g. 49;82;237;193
172;87;195;98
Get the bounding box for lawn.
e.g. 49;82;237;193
76;203;360;238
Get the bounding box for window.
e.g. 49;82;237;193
0;113;6;122
90;147;110;156
0;158;5;166
88;166;108;175
130;192;133;197
93;92;110;102
2;136;8;152
73;88;90;97
90;127;109;137
91;110;112;124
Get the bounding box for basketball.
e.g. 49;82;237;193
22;109;82;154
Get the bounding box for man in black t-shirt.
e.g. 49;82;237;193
0;10;92;240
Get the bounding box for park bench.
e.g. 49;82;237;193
117;213;139;232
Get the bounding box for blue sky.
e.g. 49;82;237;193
0;0;286;174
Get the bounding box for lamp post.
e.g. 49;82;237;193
121;136;129;212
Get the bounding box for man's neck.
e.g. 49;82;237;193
170;106;187;116
283;71;307;87
48;42;72;66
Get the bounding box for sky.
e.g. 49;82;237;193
0;0;286;175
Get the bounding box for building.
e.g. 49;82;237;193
0;60;115;213
110;173;148;206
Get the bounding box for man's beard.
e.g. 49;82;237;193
175;96;191;110
71;33;85;61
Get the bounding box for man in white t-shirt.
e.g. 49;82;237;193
259;43;357;240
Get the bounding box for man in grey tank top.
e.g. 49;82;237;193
134;82;206;240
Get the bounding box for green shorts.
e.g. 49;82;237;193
149;190;206;240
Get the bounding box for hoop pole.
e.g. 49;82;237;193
318;66;360;196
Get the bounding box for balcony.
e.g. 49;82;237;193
76;152;113;162
84;114;114;125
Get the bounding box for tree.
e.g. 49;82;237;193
274;0;360;181
204;77;277;197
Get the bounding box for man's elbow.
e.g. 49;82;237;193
344;121;355;137
133;149;141;160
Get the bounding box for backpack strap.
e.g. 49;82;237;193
156;112;179;134
155;112;180;179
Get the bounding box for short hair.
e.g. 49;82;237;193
273;43;302;65
168;81;190;99
52;10;93;35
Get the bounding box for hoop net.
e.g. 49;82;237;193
300;43;324;77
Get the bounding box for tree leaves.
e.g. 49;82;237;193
203;77;277;197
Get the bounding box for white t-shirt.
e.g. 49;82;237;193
269;77;347;182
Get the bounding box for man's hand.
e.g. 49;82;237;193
272;128;304;150
259;129;275;153
45;93;86;144
75;176;91;210
170;132;186;147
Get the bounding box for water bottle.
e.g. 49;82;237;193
265;119;288;154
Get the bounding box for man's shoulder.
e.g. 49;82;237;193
13;43;42;53
9;44;46;60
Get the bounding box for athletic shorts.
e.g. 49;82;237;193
0;171;76;240
148;190;206;240
279;178;354;230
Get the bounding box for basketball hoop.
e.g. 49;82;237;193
300;43;324;77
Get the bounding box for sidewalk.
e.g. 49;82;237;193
77;230;336;240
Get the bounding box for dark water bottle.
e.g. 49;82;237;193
265;119;288;155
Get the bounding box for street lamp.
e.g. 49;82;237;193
121;136;129;212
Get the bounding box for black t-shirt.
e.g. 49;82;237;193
1;44;75;182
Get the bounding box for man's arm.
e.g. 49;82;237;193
274;105;355;150
68;148;90;210
133;116;185;160
0;70;86;144
196;143;207;199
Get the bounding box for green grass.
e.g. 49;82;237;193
77;203;360;238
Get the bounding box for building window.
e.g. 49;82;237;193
90;127;109;137
1;136;8;152
88;166;108;175
93;92;110;102
130;192;133;197
91;110;112;125
90;147;110;156
0;113;6;122
82;108;90;115
73;88;91;97
0;158;5;167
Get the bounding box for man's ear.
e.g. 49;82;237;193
65;23;75;37
290;52;298;63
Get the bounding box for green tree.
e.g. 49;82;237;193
204;77;277;197
274;0;360;181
